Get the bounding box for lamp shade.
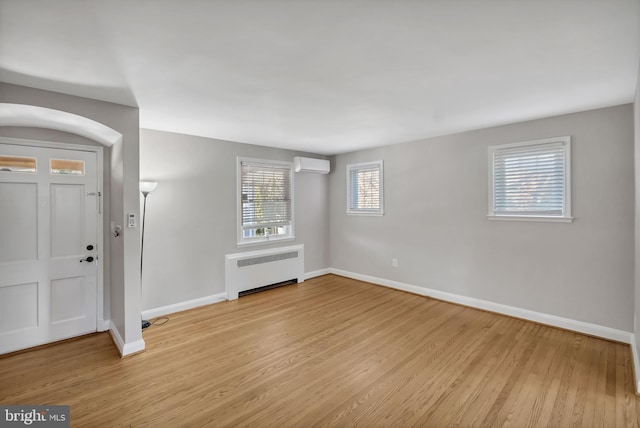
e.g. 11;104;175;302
140;181;158;195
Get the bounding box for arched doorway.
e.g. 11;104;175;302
0;103;120;353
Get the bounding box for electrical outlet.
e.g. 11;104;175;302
392;258;398;268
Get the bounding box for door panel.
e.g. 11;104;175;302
51;276;85;323
0;182;38;262
0;143;98;354
0;282;38;334
51;184;85;258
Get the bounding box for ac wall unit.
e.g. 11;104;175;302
293;156;330;174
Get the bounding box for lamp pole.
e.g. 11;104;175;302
139;181;157;330
141;191;149;278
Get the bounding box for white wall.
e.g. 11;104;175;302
330;104;634;332
0;83;143;349
139;129;330;311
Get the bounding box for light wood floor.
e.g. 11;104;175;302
2;274;640;427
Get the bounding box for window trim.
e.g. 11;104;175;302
237;157;295;246
346;160;384;216
487;136;572;223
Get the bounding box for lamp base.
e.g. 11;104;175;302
141;319;151;330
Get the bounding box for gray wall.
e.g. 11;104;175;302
330;104;634;332
0;82;142;345
139;129;329;311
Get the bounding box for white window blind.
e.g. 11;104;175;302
347;160;384;215
489;137;571;220
240;160;292;231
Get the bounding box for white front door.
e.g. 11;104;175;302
0;143;99;354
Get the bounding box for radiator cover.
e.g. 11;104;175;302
225;244;304;300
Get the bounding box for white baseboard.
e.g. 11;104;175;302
142;292;228;319
142;272;330;319
330;268;633;344
303;268;332;280
97;319;110;332
109;326;146;357
631;334;640;393
121;338;145;357
108;325;123;354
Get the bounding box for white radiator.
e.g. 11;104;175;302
225;244;304;300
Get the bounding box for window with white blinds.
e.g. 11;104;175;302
238;158;294;244
488;137;571;221
347;160;384;215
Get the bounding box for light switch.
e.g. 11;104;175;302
127;213;136;228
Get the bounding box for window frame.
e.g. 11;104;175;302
488;136;572;223
346;160;384;216
237;157;295;246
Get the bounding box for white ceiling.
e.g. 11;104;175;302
1;0;638;155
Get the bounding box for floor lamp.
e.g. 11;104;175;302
140;181;158;330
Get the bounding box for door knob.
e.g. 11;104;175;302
86;245;94;251
80;256;94;263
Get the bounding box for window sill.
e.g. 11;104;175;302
487;215;573;223
237;236;296;247
346;211;384;216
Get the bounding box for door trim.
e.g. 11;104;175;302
0;137;106;332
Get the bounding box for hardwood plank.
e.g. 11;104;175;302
1;274;638;427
